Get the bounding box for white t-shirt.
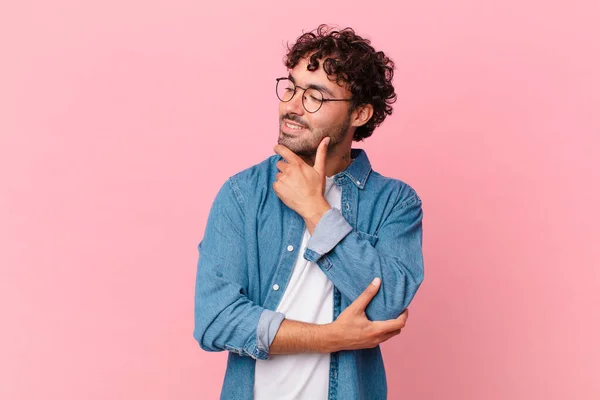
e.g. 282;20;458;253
253;175;341;400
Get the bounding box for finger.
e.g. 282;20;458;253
379;329;402;344
350;277;381;312
276;160;288;172
397;308;409;324
372;313;407;333
274;144;303;165
313;137;330;176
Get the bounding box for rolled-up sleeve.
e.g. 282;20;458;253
303;207;353;263
303;187;424;322
193;177;286;360
257;309;287;350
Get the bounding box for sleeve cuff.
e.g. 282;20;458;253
303;207;353;263
252;309;286;360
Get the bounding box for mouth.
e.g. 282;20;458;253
281;119;308;133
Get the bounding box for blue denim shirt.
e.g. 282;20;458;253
193;148;424;400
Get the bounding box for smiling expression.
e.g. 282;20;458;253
278;56;354;158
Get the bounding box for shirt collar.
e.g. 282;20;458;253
333;148;372;190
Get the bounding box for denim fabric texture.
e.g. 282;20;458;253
193;148;425;400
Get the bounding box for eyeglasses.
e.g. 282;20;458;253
275;77;352;113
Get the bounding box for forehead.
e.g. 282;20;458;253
288;56;349;95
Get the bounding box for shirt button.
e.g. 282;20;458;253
287;245;294;252
273;284;280;291
357;180;361;185
346;203;350;210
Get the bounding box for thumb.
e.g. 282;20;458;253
350;277;381;312
313;136;330;176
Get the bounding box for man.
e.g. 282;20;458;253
193;24;424;400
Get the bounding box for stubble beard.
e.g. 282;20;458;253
278;114;352;158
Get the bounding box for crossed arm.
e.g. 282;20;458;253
193;176;423;360
268;277;409;355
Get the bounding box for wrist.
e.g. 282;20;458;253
320;322;342;353
303;199;332;233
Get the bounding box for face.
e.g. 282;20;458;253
278;56;353;158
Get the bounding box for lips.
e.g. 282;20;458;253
282;119;307;130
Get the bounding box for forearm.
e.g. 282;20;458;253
269;319;339;355
309;234;422;321
303;197;424;321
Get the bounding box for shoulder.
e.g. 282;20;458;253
226;153;279;200
367;169;422;209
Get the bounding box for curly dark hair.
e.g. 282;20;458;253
284;24;396;141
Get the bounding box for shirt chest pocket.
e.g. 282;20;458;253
356;230;379;247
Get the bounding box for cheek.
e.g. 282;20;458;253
311;112;338;130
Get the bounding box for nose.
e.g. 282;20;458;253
281;89;305;116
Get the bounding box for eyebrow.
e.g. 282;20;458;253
288;74;336;97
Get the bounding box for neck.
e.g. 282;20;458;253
300;146;353;178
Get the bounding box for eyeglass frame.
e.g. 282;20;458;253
275;77;353;113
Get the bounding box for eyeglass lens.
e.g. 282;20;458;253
276;78;323;113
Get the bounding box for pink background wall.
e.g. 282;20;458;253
1;1;598;399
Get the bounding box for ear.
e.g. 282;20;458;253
350;104;374;128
